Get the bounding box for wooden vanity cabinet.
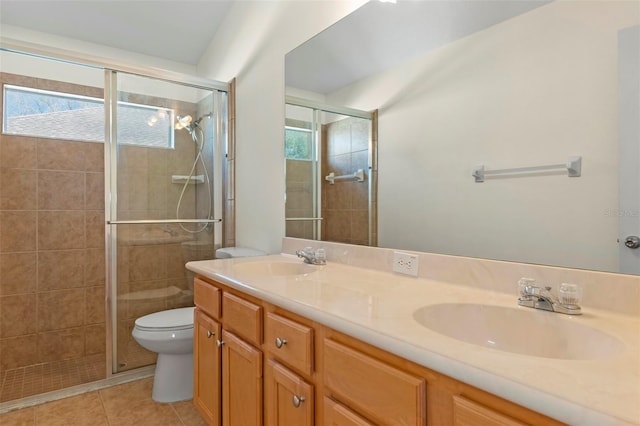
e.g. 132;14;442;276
194;278;263;426
193;275;565;426
323;397;375;426
265;360;314;426
194;309;222;426
323;338;427;425
221;329;262;426
452;396;528;426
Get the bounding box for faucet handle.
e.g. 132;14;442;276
517;277;536;296
558;283;582;306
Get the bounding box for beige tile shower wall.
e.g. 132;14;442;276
322;117;370;245
0;72;106;371
285;159;314;239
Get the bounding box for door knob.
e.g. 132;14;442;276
206;330;215;338
624;236;640;249
275;337;288;348
216;339;225;347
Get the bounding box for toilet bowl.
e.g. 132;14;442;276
132;306;195;403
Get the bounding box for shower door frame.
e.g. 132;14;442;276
285;96;377;246
104;70;229;377
0;39;232;407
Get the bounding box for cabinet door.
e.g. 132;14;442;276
265;360;314;426
323;397;375;426
221;329;263;426
194;309;222;426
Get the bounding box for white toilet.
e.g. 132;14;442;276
132;306;195;403
131;247;265;403
215;246;267;259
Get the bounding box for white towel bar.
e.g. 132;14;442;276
325;169;365;185
472;156;581;183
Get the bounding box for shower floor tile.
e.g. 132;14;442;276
0;354;106;403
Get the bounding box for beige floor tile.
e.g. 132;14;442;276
2;378;209;426
105;399;183;426
34;392;108;426
171;400;208;426
0;407;35;426
99;377;154;413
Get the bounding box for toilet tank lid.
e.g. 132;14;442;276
216;247;267;258
135;307;195;330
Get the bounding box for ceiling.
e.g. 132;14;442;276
1;0;550;88
0;0;233;65
286;0;550;94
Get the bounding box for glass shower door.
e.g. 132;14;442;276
106;71;226;373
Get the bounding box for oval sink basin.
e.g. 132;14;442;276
232;261;317;277
412;303;624;360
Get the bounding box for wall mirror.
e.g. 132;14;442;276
285;0;640;275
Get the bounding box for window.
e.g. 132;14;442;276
3;84;174;149
285;126;313;160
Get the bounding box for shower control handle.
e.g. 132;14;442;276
292;395;305;408
206;330;215;338
275;337;288;348
216;339;225;347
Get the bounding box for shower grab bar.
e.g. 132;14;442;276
472;156;581;183
325;169;365;185
107;219;222;225
285;217;323;221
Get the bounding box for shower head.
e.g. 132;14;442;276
175;112;212;135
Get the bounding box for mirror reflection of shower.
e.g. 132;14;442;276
175;112;213;233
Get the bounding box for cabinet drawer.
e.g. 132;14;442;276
453;396;527;426
323;339;426;425
222;292;262;346
265;312;314;376
194;277;221;319
324;397;374;426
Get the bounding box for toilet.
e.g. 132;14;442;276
132;306;195;403
215;246;267;259
131;247;265;402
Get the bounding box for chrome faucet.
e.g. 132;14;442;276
517;278;582;315
295;247;326;265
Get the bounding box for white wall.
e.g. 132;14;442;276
197;0;366;254
325;1;640;272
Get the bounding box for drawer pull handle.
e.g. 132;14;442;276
206;330;215;338
216;339;225;347
275;337;288;348
292;395;305;408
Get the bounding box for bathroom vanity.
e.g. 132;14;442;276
187;251;639;425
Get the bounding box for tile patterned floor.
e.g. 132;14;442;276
0;377;208;426
0;355;106;403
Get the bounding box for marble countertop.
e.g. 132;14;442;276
186;254;640;425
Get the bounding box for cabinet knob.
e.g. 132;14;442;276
206;330;215;338
275;337;288;348
292;395;305;408
216;339;225;347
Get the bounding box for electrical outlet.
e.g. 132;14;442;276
392;251;419;277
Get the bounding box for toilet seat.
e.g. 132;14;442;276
134;306;195;332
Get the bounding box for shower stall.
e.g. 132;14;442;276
284;98;377;246
0;49;229;406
